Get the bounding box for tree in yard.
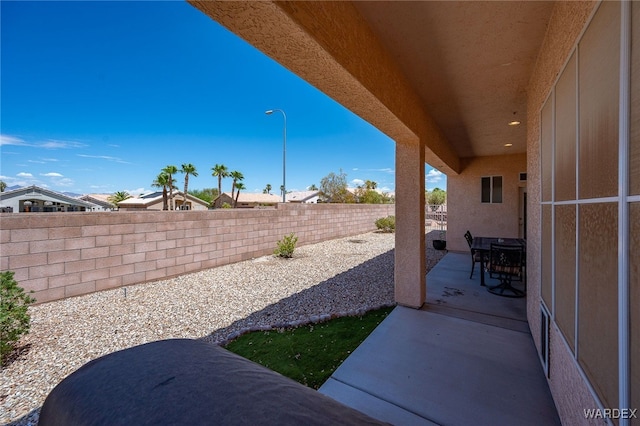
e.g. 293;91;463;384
308;184;318;191
1;271;35;364
180;163;198;209
355;187;383;204
229;170;244;200
152;172;173;210
263;183;272;194
107;191;132;207
0;181;6;192
234;182;246;207
319;170;353;203
162;165;179;210
189;188;218;206
427;187;447;210
211;164;229;201
364;180;378;190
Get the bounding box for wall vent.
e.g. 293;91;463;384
519;172;527;182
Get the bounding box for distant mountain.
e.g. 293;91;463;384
4;185;21;192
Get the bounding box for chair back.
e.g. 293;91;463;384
464;231;473;249
489;243;523;280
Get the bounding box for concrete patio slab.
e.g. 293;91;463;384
319;252;560;426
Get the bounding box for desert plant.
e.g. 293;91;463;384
221;202;233;209
1;271;35;364
274;233;298;258
375;216;396;233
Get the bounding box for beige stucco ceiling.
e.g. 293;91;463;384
190;0;555;171
352;1;555;158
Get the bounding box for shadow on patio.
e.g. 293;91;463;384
319;252;561;426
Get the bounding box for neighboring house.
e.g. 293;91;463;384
78;194;116;211
286;190;320;203
117;191;209;211
213;192;281;208
194;2;638;425
0;185;94;212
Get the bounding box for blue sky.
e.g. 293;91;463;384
0;1;446;196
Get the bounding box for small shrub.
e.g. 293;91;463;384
221;202;232;209
274;233;298;258
375;215;395;233
1;271;36;364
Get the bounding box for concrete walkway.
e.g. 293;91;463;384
319;252;560;426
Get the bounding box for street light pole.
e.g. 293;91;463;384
265;109;287;203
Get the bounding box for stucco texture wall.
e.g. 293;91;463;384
447;153;526;253
0;203;394;304
525;1;600;424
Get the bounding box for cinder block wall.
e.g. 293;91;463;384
0;203;395;304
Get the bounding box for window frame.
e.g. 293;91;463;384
481;175;503;204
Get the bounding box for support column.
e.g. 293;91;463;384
394;140;426;308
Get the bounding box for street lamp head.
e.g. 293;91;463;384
265;110;273;115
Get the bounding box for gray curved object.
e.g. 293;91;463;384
39;338;387;426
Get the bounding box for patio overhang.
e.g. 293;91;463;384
189;0;552;170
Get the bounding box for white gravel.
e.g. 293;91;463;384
1;231;445;425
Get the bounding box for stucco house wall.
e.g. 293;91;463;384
447;153;526;253
526;1;617;424
117;191;209;211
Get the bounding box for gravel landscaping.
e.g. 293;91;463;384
1;230;446;425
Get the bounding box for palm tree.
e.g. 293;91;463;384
308;184;318;191
234;182;246;207
107;191;131;207
364;180;378;190
152;172;171;210
163;165;178;210
263;183;272;194
229;170;244;200
180;163;198;210
211;164;229;201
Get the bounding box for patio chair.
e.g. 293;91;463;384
464;230;484;279
487;243;525;298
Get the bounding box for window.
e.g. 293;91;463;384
481;176;503;203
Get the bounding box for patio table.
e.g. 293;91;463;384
471;237;526;287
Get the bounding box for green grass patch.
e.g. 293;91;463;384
225;306;394;389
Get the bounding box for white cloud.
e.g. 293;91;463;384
0;135;27;146
41;172;63;177
0;135;86;149
55;178;74;187
77;154;130;164
28;160;46;164
353;167;394;174
17;172;33;178
426;169;444;184
40;140;87;149
125;187;147;196
351;178;365;186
